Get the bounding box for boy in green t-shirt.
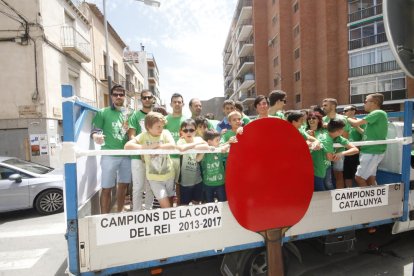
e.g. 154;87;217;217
125;112;176;208
347;93;388;187
199;130;230;203
319;119;359;190
220;111;243;144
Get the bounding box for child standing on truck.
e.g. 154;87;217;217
320;119;359;190
176;119;208;205
124;112;176;208
199;130;230;203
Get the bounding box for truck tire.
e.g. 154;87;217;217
241;247;289;276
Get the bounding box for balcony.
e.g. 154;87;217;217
237;19;253;42
349;60;399;77
237;73;255;92
235;0;252;27
239;90;256;103
349;33;387;50
148;69;159;84
238;37;254;57
350;89;406;104
61;26;91;63
99;65;126;86
348;4;382;23
237;56;254;77
122;80;136;96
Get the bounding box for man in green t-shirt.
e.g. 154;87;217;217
322;98;352;189
127;89;154;211
348;93;388;187
165;93;187;202
268;90;287;120
91;85;131;214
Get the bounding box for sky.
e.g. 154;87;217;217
89;0;237;114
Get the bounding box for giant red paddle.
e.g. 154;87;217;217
226;118;314;275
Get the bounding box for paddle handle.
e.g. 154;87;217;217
264;228;284;276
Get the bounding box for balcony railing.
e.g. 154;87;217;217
349;60;399;77
239;56;254;70
239;90;256;102
349;33;387;50
61;26;91;63
348;4;382;23
350;89;406;104
99;65;126;86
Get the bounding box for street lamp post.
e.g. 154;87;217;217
102;0;160;105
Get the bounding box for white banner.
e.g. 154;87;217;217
94;203;223;246
331;186;389;212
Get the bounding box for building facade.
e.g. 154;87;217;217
223;0;413;114
0;1;154;167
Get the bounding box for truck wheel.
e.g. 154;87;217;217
241;247;289;276
34;189;64;215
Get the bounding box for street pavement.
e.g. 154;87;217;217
0;209;67;276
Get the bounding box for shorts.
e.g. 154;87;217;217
172;158;180;183
355;153;385;180
343;154;360;179
333;155;344;171
149;178;175;200
100;156;131;189
180;182;203;205
204;185;226;203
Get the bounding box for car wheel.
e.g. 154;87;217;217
34;189;64;215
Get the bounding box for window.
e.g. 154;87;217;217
350;72;406;95
295;94;301;103
349;46;395;68
294;71;301;81
349;20;384;40
293;2;299;13
273;56;279;67
272;15;278;26
294;48;300;59
293;25;300;37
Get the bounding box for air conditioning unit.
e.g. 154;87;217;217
268;39;274;47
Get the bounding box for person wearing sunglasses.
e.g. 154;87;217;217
347;93;388;187
268;90;287;120
127;89;155;211
176;119;208;205
91;84;131;214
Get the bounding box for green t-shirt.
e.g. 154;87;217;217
128;110;147;159
220;130;237;144
321;133;350;154
201;153;225;186
135;130;175;181
270;111;285;120
311;129;330;178
298;127;309;140
242;115;251;125
323;114;352;133
208;119;220;130
177;137;203;187
165;114;187;159
92;107;128;152
348;123;363;142
361;110;388;154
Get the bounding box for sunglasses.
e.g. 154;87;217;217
112;93;125;98
182;128;195;133
308;117;318;120
142;96;153;100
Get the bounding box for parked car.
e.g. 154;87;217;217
0;156;64;215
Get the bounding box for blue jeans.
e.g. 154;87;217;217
324;166;335;190
314;176;325;191
204;185;226;203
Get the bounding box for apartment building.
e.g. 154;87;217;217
347;0;414;111
223;0;413;115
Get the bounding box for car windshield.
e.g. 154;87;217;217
3;158;53;174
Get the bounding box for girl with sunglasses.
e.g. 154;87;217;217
176;119;208;205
